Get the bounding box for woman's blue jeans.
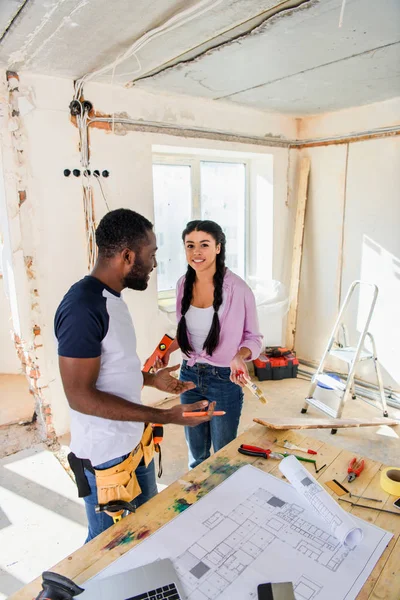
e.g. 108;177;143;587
180;361;244;469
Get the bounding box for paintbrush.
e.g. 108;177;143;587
282;440;317;455
238;371;268;404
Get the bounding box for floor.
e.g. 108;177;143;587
0;375;34;427
0;422;40;461
159;376;400;485
1;377;399;599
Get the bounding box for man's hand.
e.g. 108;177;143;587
165;401;216;427
153;364;195;395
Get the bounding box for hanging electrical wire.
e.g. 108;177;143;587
74;100;98;269
339;0;347;27
93;173;111;212
73;0;223;100
83;183;97;270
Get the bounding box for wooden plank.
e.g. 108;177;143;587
254;416;399;430
286;155;311;350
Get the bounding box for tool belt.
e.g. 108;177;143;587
67;423;155;508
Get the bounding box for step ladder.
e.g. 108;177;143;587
302;281;389;431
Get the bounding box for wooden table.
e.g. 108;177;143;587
11;424;400;600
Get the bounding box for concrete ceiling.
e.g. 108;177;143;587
0;0;399;115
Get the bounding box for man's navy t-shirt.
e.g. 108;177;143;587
55;276;143;465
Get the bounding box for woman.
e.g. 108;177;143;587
162;219;262;469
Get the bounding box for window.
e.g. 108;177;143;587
153;164;192;293
153;156;247;295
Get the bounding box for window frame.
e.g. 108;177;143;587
153;153;251;299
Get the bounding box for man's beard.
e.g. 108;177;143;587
123;256;150;291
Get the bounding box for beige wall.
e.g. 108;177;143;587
295;99;400;391
0;277;20;373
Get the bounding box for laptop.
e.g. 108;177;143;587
80;558;186;600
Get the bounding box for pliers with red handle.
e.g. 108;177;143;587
347;457;365;482
238;444;285;460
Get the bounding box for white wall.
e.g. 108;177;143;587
10;73;297;436
295;98;400;392
0;278;20;373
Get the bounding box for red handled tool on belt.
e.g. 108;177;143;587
347;457;365;482
143;334;175;478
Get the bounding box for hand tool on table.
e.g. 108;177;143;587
339;498;399;515
288;453;317;465
325;478;381;502
237;370;268;404
282;440;317;455
238;444;285;460
348;457;365;482
238;445;317;465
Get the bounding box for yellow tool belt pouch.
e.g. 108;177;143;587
95;423;154;506
141;422;155;468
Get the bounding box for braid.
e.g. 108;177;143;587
203;251;226;356
176;265;196;356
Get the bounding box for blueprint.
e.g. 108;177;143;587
279;455;362;549
94;465;392;600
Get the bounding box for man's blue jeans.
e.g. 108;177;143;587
83;455;158;542
180;361;244;469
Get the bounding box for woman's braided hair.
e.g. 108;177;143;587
177;220;226;356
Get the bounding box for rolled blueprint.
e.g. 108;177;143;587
279;455;363;549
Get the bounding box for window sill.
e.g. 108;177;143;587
158;296;176;314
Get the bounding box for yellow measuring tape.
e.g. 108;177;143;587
380;467;400;495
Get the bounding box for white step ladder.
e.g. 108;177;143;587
302;281;389;432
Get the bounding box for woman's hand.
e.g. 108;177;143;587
152;355;167;371
230;350;251;387
153;338;179;370
144;348;173;372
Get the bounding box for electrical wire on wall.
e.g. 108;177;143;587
339;0;347;27
73;0;223;100
70;0;222;270
93;172;111;212
75;100;98;270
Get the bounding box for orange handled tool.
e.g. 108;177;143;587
143;333;174;373
348;457;365;482
143;334;174;478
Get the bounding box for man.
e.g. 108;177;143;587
55;208;214;541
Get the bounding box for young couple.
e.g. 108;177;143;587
56;210;261;541
160;219;263;469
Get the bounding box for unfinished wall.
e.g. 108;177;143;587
2;72;297;436
295;98;400;392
